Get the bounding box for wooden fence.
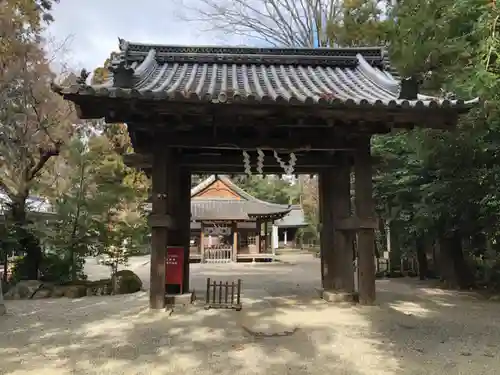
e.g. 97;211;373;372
204;278;242;311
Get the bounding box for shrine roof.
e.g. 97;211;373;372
191;199;291;221
53;39;479;110
190;175;292;221
145;175;296;221
274;206;307;228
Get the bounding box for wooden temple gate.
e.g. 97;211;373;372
54;40;477;309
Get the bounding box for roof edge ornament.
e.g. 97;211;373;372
118;37;129;52
356;54;399;95
108;53;134;88
133;49;157;78
380;48;400;79
398;76;420;100
76;69;90;86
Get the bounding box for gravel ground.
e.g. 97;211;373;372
1;254;500;374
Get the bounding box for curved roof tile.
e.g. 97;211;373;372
54;40;478;110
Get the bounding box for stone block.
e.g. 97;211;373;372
316;287;358;303
165;292;194;307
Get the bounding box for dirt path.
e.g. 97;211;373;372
1;261;499;374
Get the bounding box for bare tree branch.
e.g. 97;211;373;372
177;0;343;47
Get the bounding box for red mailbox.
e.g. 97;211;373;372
165;246;184;294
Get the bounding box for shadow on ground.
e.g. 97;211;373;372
2;263;500;374
0;292;395;375
354;279;500;374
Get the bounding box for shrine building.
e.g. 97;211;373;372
187;174;306;263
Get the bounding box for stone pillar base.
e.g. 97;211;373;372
316;288;358;303
165;292;194;307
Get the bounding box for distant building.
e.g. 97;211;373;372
0;192;53;219
188;175;306;263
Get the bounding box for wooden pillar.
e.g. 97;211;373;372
149;147;172;309
319;168;335;290
355;137;376;305
271;224;278;256
165;150;180;296
232;222;238;262
318;173;325;285
256;219;261;254
263;221;268;252
332;153;355;296
200;223;205;263
160;149;191;295
178;168;191;293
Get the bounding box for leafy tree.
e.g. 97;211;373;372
296;175;320;244
87;133;149;275
327;0;390;46
44;128;150;280
233;175;299;204
44;135;101;281
370;0;500;287
0;0;75;279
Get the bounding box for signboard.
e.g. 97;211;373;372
165;246;184;292
203;226;231;236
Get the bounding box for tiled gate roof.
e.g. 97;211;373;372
54;40;478;110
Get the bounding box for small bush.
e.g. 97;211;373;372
10;256;31;283
11;253;87;284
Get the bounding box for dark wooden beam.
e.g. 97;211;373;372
124;151;337;169
142;165;326;175
131;128;364;152
177;165;326;174
71;96;460;131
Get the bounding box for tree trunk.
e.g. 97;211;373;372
68;214;80;282
10;198;42;280
438;232;473;289
387;220;401;274
68;163;86;282
2;251;8;283
416;236;428;280
378;217;387;254
69;246;76;282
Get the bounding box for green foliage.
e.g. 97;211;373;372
387;0;485;83
327;0;390;47
233;175;300;204
297;176;320;244
39;253;86;283
367;1;500;286
42;126;150;280
1;0;75;280
10;253;85;284
318;0;500;286
86;134;149;275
